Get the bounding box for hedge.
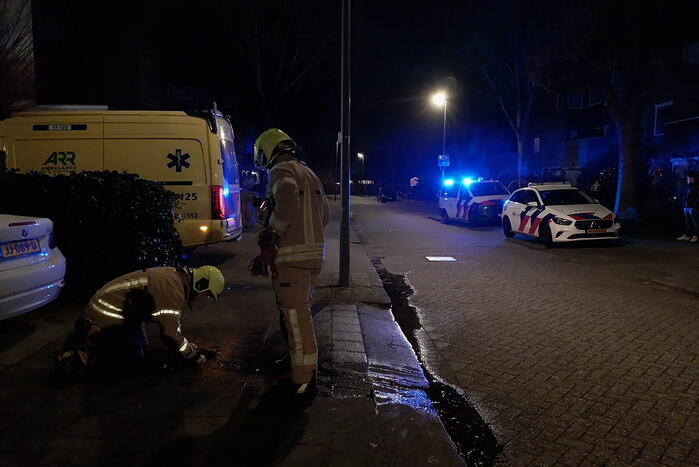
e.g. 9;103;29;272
0;169;183;301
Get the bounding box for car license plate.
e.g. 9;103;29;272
0;239;41;258
587;228;607;234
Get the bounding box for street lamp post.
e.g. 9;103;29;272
431;91;447;184
339;0;351;287
357;152;365;195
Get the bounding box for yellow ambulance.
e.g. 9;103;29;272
0;107;242;248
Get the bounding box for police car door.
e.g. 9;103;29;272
440;182;458;218
504;190;522;227
456;184;472;220
516;190;543;233
506;190;530;232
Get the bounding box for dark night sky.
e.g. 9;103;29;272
31;0;511;187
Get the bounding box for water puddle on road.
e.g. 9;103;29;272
370;257;502;466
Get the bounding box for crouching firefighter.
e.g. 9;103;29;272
249;129;330;394
55;266;225;375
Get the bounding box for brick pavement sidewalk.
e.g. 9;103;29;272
0;201;462;467
276;202;462;466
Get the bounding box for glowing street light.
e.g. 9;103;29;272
431;92;447;107
357;153;365;195
431;91;448;184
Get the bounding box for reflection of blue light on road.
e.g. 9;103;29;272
372;387;436;413
443;178;454;187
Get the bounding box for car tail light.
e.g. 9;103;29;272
211;185;226;220
49;232;56;249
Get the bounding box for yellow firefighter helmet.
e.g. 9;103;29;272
192;266;225;300
253;128;298;169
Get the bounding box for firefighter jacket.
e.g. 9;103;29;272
268;158;330;268
84;267;198;359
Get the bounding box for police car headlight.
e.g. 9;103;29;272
552;216;573;225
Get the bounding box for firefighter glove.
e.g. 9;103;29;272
248;248;278;277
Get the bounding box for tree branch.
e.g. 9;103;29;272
478;59;519;136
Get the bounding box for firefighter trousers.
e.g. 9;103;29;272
273;265;320;385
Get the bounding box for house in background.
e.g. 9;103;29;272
525;41;699;210
655;42;699;179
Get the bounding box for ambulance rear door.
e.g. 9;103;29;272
216;120;241;237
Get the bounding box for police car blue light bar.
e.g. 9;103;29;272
463;177;474;186
443;178;455;187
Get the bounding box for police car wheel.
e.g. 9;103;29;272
440;209;450;224
540;224;554;248
502;216;515;238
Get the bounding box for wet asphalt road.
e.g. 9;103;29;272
351;196;699;465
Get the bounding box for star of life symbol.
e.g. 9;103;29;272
167;149;191;172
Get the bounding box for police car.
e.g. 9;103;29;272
439;178;510;225
501;182;621;246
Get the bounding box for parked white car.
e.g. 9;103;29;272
438;179;510;225
0;214;66;319
502;183;621;246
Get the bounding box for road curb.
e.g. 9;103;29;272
647;279;699;298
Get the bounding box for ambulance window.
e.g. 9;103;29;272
219;139;239;185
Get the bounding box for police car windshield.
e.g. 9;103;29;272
540;189;595;205
469;182;508;196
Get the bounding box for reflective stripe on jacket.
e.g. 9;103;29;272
268;158;330;267
84;267;198;359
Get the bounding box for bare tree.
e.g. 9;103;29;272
559;1;680;218
469;0;556;186
0;0;35;119
228;0;336;127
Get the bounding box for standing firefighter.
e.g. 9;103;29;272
249;129;330;394
56;266;224;375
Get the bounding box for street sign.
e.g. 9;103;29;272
438;154;450;167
